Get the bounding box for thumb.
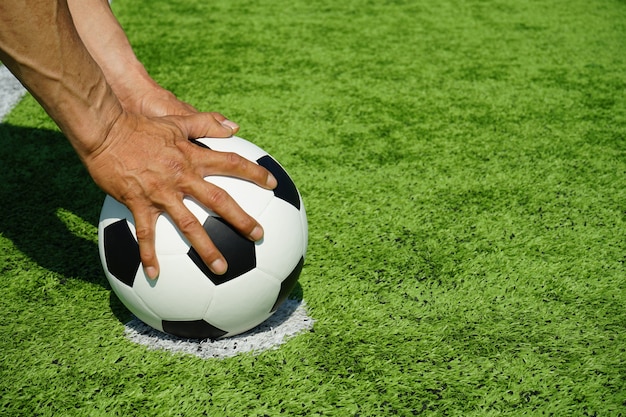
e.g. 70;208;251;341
178;112;240;139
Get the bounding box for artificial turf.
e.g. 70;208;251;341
1;0;626;415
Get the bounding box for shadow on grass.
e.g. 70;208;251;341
0;123;106;286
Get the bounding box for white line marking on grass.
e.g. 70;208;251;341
124;299;314;359
0;65;27;121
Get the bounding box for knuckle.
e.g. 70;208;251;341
165;159;187;179
206;186;229;208
238;216;257;234
139;248;157;266
134;224;153;242
225;152;245;169
202;246;221;261
190;236;221;265
176;213;200;234
135;229;157;266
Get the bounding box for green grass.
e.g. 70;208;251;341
2;0;626;415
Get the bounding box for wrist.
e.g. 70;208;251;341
61;79;125;159
105;59;163;112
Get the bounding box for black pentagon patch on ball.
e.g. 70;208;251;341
257;155;301;210
188;216;256;285
103;219;140;287
162;319;228;340
271;257;305;312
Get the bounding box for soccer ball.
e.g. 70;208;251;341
98;136;307;340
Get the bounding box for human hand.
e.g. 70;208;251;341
116;83;207;118
83;110;277;279
116;83;243;134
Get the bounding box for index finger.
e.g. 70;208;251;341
185;139;278;190
165;199;230;276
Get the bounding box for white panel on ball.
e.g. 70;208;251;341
100;195;133;226
204;174;274;219
152;213;192;255
108;279;163;332
204;269;279;334
255;198;306;279
133;255;215;320
300;205;309;254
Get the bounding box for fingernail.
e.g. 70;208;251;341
249;225;264;241
210;258;227;275
145;266;159;280
221;119;239;133
266;173;278;189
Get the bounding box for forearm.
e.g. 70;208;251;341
66;0;160;108
0;0;123;157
